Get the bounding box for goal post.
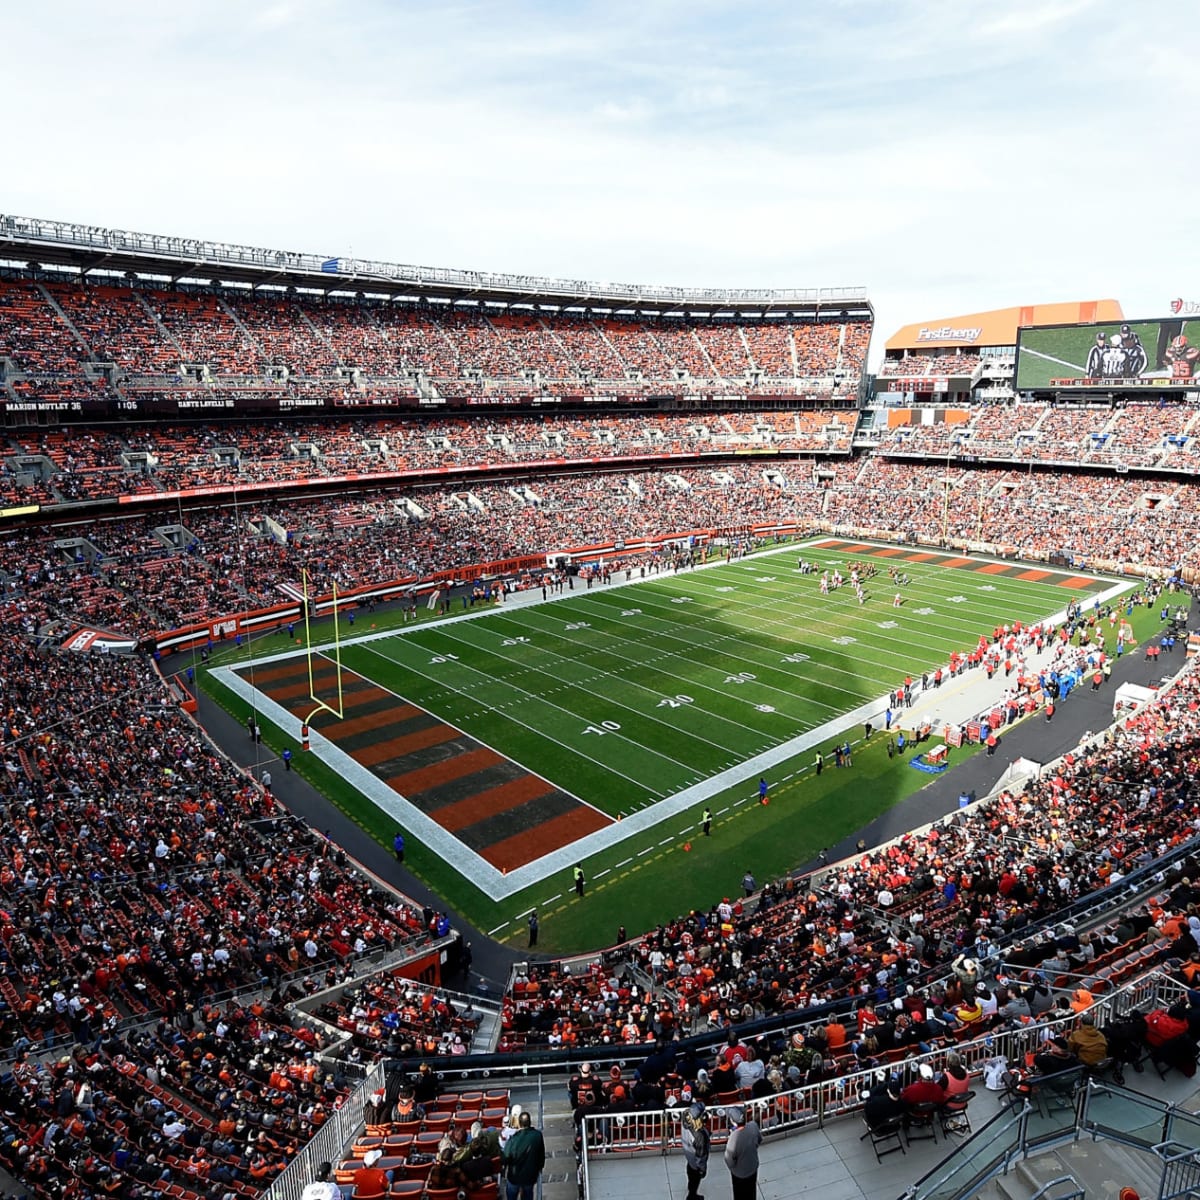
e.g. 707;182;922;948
302;568;346;723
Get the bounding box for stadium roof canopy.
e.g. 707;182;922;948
884;299;1123;352
0;213;872;320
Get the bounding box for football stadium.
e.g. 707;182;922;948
3;8;1200;1200
1;212;1199;1200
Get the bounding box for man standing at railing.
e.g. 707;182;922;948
723;1106;762;1200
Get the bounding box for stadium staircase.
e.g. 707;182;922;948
537;318;580;375
978;1142;1172;1200
738;324;758;371
297;307;342;365
689;327;719;378
593;323;625;370
35;281;94;359
133;290;186;360
217;295;267;359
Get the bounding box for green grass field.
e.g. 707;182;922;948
202;541;1150;952
323;545;1111;814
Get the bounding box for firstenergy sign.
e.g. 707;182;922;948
916;326;983;343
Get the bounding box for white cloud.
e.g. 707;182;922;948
978;0;1096;38
3;0;1198;362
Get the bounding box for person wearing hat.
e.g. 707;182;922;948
567;1062;594;1106
352;1149;391;1200
901;1063;945;1108
723;1106;762;1200
863;1077;906;1130
1069;987;1095;1015
784;1030;823;1084
681;1102;709;1200
1067;1014;1109;1067
499;1104;523;1150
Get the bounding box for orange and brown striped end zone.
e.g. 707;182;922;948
815;540;1105;589
238;656;612;871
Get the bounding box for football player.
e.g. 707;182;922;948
1166;334;1200;381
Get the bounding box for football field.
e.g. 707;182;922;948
218;538;1124;907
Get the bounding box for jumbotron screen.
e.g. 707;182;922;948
1015;317;1200;390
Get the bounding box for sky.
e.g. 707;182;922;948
7;0;1199;360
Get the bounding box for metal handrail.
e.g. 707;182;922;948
0;212;870;308
261;1057;388;1200
576;973;1189;1198
1028;1175;1085;1200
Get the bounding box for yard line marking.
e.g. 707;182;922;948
565;591;875;704
352;639;675;799
363;633;707;783
428;618;769;754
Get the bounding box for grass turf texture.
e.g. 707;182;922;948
295;547;1113;815
198;544;1160;955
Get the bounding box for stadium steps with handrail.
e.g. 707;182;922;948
216;295;268;363
34;281;96;360
132;290;187;361
297;306;345;367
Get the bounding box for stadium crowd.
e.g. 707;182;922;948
502;648;1200;1058
0;643;441;1057
0;993;357;1200
4;452;1200;641
0;518;1190;1200
0;279;870;405
876;399;1200;471
3;408;856;506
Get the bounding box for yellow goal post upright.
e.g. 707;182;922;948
302;567;346;725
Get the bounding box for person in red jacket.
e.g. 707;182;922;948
1145;1004;1197;1077
900;1064;945;1108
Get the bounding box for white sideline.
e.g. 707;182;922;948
210;539;1134;903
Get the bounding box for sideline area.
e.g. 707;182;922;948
211;539;1134;901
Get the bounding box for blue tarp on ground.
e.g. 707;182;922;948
910;753;949;774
